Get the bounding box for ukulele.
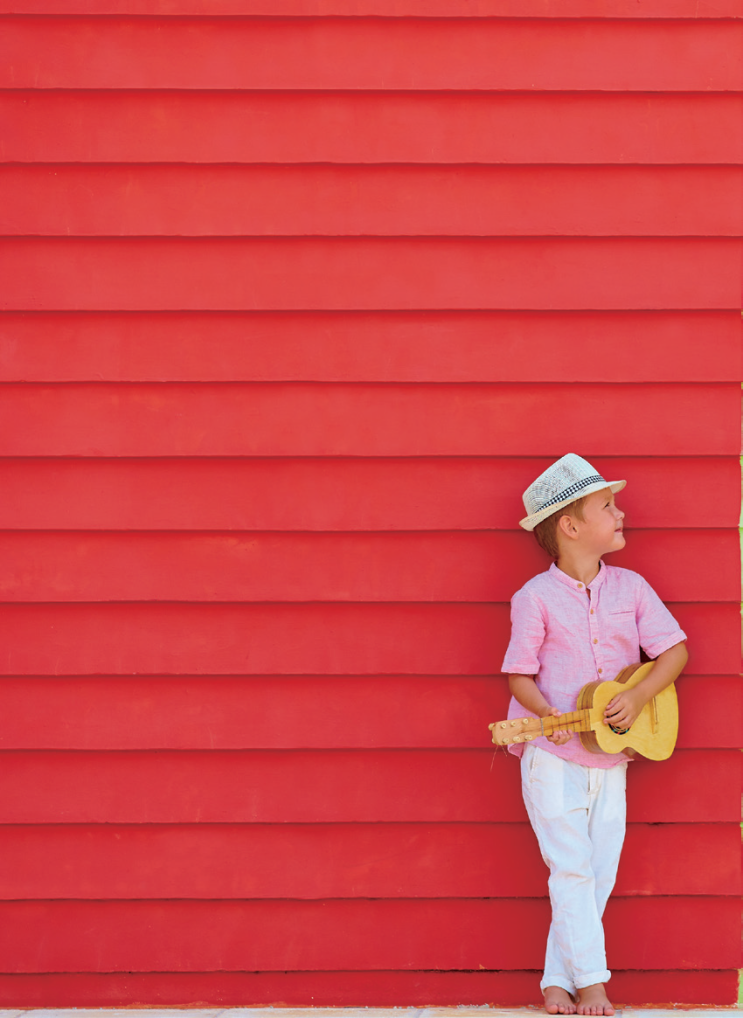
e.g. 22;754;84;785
488;662;678;761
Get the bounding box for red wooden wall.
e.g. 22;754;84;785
1;1;742;1007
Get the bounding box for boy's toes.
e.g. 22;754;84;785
544;986;577;1015
576;984;614;1016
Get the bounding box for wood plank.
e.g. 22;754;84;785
0;383;738;457
613;970;738;1007
0;457;737;531
3;17;742;91
0;674;735;751
608;897;741;970
4;165;741;237
0;969;734;1009
0;529;736;603
0;602;509;676
2;92;741;164
0;749;735;824
2;238;742;312
2;1;741;16
1;311;741;383
0;676;507;750
0;749;529;825
0;897;736;971
627;748;742;823
0;822;735;899
0;602;732;676
0;821;550;900
676;675;743;749
617;823;741;895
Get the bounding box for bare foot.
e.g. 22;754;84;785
544;985;577;1014
576;982;615;1016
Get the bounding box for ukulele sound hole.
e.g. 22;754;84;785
609;723;630;735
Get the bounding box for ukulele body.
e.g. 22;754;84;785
577;661;678;761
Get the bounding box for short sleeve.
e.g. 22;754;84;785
501;588;546;675
636;577;687;659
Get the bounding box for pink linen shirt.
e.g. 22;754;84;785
501;561;686;768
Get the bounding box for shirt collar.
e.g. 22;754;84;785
549;560;606;593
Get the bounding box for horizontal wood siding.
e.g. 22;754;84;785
0;898;738;970
1;6;741;1009
3;17;743;90
0;675;739;750
1;822;739;897
3;93;742;163
3;167;743;237
1;2;742;20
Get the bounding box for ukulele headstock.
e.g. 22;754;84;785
488;717;542;746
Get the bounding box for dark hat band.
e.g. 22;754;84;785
536;473;605;514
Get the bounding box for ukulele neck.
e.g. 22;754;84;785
540;709;593;735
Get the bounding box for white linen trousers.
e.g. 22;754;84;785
520;743;628;995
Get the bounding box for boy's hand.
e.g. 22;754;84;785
603;686;645;731
542;706;573;746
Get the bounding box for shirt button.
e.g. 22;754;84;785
590;609;594;614
598;668;603;674
577;583;583;589
593;638;598;644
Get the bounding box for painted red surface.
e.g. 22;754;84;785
0;602;737;675
0;6;741;1008
0;970;734;1009
3;238;742;310
1;311;740;380
3;92;742;164
0;749;515;824
0;674;737;751
4;166;743;237
0;529;739;603
0;747;738;824
0;897;738;972
3;17;743;90
0;821;738;898
2;0;742;15
0;382;739;455
0;456;738;529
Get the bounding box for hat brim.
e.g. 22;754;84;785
519;479;626;532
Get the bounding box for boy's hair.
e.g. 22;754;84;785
533;496;587;558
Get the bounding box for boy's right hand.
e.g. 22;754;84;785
542;706;573;746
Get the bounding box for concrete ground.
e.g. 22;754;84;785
0;1008;737;1018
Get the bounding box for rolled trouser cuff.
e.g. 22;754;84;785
541;974;574;994
575;970;612;991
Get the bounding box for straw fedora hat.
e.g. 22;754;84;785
520;453;626;532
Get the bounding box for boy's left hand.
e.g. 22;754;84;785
603;686;646;731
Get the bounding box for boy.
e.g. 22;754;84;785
502;454;688;1017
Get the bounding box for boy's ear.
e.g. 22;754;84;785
557;513;578;540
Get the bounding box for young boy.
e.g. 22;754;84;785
502;453;688;1017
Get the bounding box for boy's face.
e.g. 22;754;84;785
568;486;625;556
